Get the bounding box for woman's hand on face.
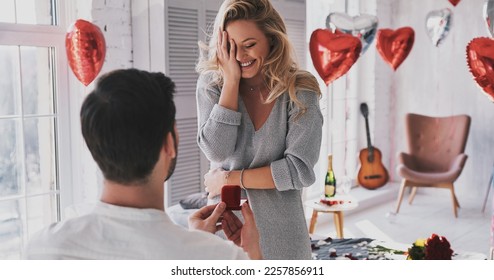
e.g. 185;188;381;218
217;29;241;83
204;168;227;199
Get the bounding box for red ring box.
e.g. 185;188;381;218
221;185;241;210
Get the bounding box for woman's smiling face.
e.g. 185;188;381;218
225;20;271;80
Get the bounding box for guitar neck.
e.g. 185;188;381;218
364;116;373;152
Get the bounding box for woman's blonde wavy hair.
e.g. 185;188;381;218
195;0;321;114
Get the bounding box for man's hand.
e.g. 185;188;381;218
222;202;262;260
188;202;226;233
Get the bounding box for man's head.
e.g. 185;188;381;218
80;69;177;185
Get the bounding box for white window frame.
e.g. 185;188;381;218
0;1;74;254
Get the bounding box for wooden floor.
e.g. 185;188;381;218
309;186;493;257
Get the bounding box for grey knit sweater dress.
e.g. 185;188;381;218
196;74;323;260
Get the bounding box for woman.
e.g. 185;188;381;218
195;0;322;260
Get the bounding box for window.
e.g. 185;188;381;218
0;0;54;25
0;0;71;259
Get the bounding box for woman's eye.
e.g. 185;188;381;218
245;43;256;49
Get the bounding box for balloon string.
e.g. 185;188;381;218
436;49;440;112
344;76;348;178
389;74;397;182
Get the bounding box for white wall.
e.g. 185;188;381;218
376;0;494;200
92;0;133;72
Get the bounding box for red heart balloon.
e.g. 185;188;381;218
309;29;362;85
466;37;494;102
65;19;106;86
449;0;460;6
376;27;415;71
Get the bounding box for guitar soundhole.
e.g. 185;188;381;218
364;175;383;180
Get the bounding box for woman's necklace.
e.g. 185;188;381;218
245;83;267;95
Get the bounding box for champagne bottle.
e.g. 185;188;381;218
325;155;336;198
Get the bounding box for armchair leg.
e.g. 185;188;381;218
408;187;418;204
481;168;494;213
395;180;408;213
448;183;458;218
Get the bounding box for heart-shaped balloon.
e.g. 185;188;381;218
426;8;453;47
65;19;106;86
309;29;362;85
376;27;415;71
449;0;460;6
326;12;378;54
466;37;494;102
483;0;494;37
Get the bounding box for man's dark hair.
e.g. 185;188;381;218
80;69;176;184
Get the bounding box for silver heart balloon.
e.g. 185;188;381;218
483;0;494;37
425;8;453;47
326;12;378;54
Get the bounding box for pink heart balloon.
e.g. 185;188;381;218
376;27;415;71
309;29;362;85
65;19;106;86
466;37;494;102
449;0;460;6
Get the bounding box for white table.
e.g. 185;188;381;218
305;194;359;238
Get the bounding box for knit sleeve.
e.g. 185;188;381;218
196;74;242;162
270;90;323;191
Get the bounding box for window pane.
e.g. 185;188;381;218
0;195;57;259
0;0;16;24
0;0;54;25
0;46;21;116
24;117;56;195
0;199;23;259
0;119;22;197
21;47;54;116
26;194;57;239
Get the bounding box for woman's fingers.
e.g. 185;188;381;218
229;39;236;59
217;28;223;55
221;31;228;55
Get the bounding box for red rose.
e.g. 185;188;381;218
425;234;454;260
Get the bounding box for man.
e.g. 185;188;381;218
24;69;261;260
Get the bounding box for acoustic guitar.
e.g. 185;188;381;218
357;103;389;190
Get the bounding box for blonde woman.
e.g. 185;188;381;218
196;0;322;260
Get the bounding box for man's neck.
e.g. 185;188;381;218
100;179;165;211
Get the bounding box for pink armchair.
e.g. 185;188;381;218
395;113;471;217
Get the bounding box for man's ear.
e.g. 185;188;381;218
163;131;177;159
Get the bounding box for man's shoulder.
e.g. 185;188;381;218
23;222;66;259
